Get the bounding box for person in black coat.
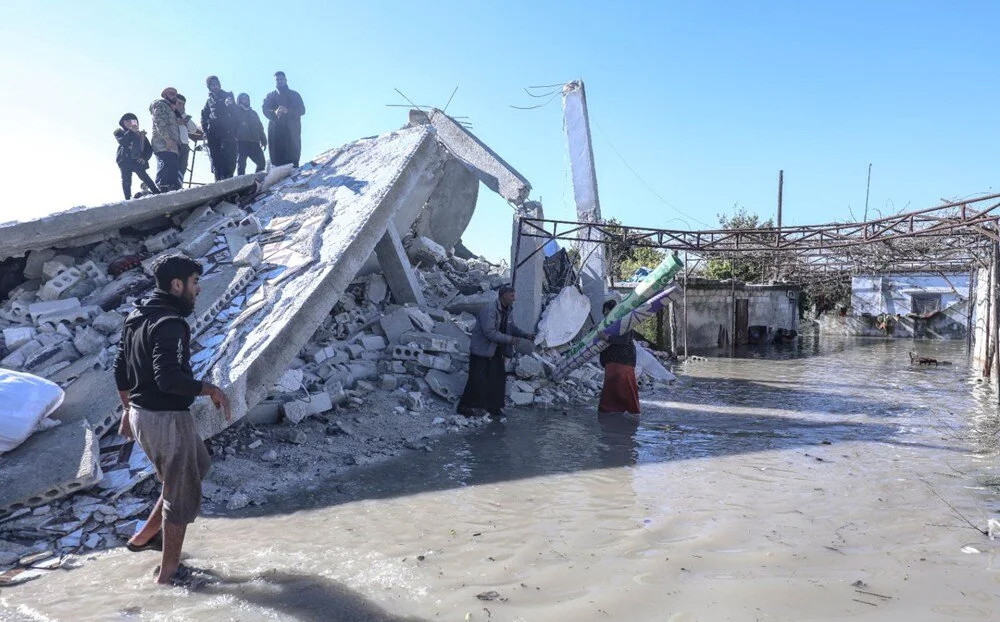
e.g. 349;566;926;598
200;75;238;181
262;71;305;167
235;93;267;175
114;113;159;200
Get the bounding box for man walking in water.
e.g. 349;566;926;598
113;254;230;585
262;71;305;167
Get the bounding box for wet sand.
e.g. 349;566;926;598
3;337;1000;621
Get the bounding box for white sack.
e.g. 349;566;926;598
535;286;591;349
635;345;676;382
0;368;65;454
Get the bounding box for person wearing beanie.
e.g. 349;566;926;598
113;113;159;200
149;88;182;192
200;75;238;181
262;71;306;167
234;93;267;175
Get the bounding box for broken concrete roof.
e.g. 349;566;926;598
410;108;531;206
0;175;258;260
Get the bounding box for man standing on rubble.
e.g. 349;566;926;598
201;75;238;180
457;284;534;418
262;71;305;167
114;113;159;200
174;94;203;188
149;88;182;193
235;92;267;175
113;254;230;586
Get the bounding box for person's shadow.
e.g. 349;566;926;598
188;568;428;622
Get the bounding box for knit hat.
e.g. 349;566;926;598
119;113;138;128
237;92;250;103
161;87;178;100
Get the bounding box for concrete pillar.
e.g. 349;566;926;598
562;80;607;322
414;157;480;251
375;226;425;306
511;201;544;334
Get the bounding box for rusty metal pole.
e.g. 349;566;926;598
966;268;975;356
683;251;689;359
993;242;1000;403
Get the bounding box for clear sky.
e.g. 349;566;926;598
1;1;998;263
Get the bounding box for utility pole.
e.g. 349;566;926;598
864;163;872;222
777;170;783;230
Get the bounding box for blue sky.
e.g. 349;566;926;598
1;1;998;262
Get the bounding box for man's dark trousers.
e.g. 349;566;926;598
119;162;158;200
208;136;237;181
154;151;180;192
237;141;266;175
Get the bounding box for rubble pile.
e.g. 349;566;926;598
0;117;676;585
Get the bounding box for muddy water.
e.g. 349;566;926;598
4;337;1000;621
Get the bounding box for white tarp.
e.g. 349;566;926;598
535;286;591;348
0;368;65;453
635;345;676;382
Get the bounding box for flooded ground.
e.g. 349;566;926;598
3;336;1000;621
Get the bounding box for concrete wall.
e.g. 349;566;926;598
851;273;968;318
676;280;799;350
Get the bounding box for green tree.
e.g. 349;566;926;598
603;218;666;281
704;204;776;283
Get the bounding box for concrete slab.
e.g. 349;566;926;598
410;108;531;206
375;227;425;306
0;175;257;260
189;126;447;438
414;157;480;250
511;201;544;335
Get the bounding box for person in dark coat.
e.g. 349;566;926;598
597;299;640;414
235;93;267;175
262;71;305;167
457;285;534;418
114;113;159;200
200;75;238;181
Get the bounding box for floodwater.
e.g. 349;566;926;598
4;337;1000;621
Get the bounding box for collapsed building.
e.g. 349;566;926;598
0;110;675;580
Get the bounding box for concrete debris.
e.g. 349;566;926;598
0;111;676;575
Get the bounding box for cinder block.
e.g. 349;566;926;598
38;268;83;301
3;327;36;349
36;305;100;328
392;344;423;361
28;298;81;320
233;242;263;268
235;215;262;237
144;229;180;253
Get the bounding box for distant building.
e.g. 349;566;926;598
824;273;970;339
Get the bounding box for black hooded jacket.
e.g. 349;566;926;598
114;128;153;167
201;89;237;139
113;290;203;411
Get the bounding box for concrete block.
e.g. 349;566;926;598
225;231;248;259
392;344;423;361
380;308;415;344
432;320;471;353
410;108;531;205
213;201;243;219
180;204;215;229
3;326;36;349
404;392;424;411
25;343;79;372
23;249;56;279
72;328;106;356
424;368;467;402
144;229;180;253
36;305;99;328
91;311;124;335
179;230;216;258
235;215;263;237
47;355;102;386
515;356;544;379
233;242;263;268
38;268;83;301
41;258;74;280
379;374;398;391
76;260;106;281
416;352;451;371
400;330;459;353
0;339;42;369
407;236;447;267
509;391;534;406
282;392;334;424
244;401;282;425
27;298;80;321
375;226;425;306
404;307;434;332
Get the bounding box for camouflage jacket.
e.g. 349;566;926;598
149;98;181;154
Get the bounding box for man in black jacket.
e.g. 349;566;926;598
114;113;159;200
113;254;230;585
235;93;267;175
200;75;238;181
262;71;305;167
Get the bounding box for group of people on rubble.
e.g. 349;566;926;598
114;72;305;200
